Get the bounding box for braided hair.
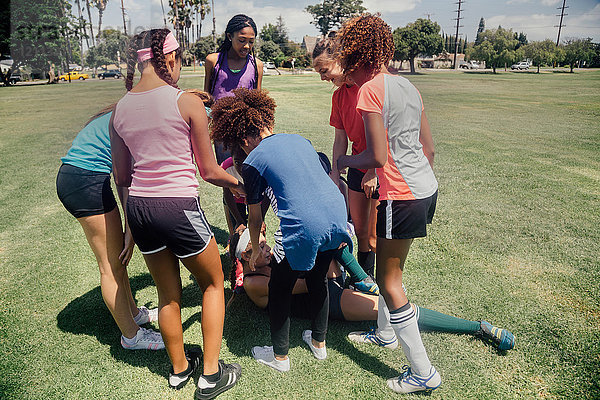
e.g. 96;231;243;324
209;88;276;151
209;14;259;95
124;28;183;91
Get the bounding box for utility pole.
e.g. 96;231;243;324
424;13;435;20
160;0;167;27
120;0;128;36
211;0;216;51
453;0;464;69
555;0;568;46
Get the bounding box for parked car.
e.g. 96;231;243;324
511;61;529;70
264;61;276;69
8;72;21;84
58;71;90;81
459;61;480;69
98;69;122;79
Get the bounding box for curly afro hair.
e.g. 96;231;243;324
337;13;394;78
210;88;276;151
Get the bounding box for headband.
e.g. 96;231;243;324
137;31;180;63
234;229;251;260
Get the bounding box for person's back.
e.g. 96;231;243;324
243;133;350;270
113;85;198;197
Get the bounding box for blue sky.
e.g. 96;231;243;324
83;0;600;44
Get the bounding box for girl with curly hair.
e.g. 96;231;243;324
111;28;243;397
211;88;352;373
335;14;442;394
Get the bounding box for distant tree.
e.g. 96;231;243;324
590;42;600;68
260;16;293;56
92;0;108;38
258;40;284;65
191;36;214;60
563;38;595;72
393;18;443;73
85;29;128;69
0;0;11;58
515;32;528;49
475;17;485;45
467;26;519;73
10;0;76;76
523;39;558;73
305;0;365;36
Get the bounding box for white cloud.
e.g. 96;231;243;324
363;0;420;14
487;6;600;42
506;0;532;5
540;0;561;6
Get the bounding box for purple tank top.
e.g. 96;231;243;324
211;53;257;101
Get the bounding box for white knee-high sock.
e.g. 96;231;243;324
376;295;396;341
390;302;432;377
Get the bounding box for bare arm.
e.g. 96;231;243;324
178;93;245;195
331;128;349;184
255;58;264;90
203;53;218;93
115;185;134;266
109;112;133;187
247;203;264;271
337;111;387;170
419;110;435;168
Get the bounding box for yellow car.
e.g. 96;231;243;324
58;71;90;81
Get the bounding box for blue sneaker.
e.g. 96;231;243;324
347;327;398;350
387;366;441;394
352;276;380;296
477;321;515;351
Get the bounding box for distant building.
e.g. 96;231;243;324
301;35;321;57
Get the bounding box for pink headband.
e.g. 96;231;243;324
137;31;180;63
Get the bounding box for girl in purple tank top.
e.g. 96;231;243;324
204;15;264;236
110;28;243;396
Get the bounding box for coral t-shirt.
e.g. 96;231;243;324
330;84;367;160
356;73;437;201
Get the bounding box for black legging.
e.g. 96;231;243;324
267;250;336;356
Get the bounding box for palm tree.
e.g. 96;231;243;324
85;0;95;46
94;0;108;38
197;0;210;39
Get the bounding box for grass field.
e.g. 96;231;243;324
0;69;599;400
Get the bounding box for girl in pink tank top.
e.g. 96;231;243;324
110;28;243;396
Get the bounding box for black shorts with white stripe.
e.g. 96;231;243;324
126;196;214;258
376;191;437;240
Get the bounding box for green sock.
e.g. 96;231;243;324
334;246;368;282
415;305;481;334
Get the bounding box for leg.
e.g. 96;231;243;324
143;249;187;373
349;190;377;276
304;250;334;345
378;237;433;377
180;238;225;376
267;257;298;358
77;209;138;339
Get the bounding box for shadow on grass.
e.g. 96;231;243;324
222;291;397;379
56;273;205;378
211;225;230;247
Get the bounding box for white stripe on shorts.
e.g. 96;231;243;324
140;245;167;255
386;200;393;239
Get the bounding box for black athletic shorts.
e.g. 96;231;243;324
290;276;345;321
126;196;214;258
56;163;118;218
347;167;380;200
376;191;438;240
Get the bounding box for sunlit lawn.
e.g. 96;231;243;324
0;69;598;399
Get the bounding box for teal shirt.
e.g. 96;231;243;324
61;112;112;174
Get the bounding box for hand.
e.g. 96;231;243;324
336;155;348;174
231;182;246;200
119;229;135;267
361;169;378;199
248;249;259;272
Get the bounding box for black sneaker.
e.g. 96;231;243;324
169;348;203;390
196;360;241;399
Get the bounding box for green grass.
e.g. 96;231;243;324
1;70;599;399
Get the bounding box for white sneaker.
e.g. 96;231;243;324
133;306;158;325
387;366;441;394
302;330;327;360
347;327;399;350
121;327;165;350
251;346;290;372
